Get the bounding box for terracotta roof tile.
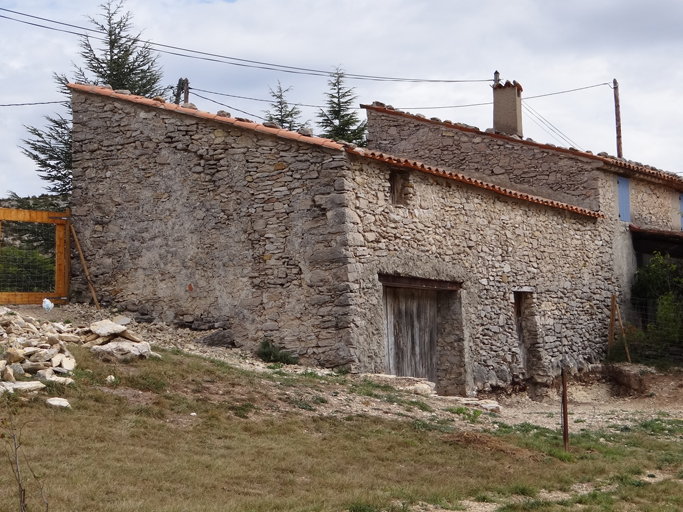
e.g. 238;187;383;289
67;83;345;152
363;103;683;190
347;148;604;219
68;83;602;218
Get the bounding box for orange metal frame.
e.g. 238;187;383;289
0;207;70;305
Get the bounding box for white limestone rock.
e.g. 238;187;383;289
46;397;71;408
61;357;76;371
90;320;127;337
0;381;45;393
112;315;132;326
119;329;143;343
91;341;152;361
58;334;80;343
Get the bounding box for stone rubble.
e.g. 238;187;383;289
0;308;158;392
46;397;71;408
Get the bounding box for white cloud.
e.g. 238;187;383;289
2;0;682;197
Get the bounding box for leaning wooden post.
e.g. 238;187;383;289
608;294;617;355
561;368;569;452
70;224;100;311
615;300;631;363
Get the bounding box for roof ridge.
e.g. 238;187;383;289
68;83;603;218
67;83;345;151
346;148;604;219
362;103;683;188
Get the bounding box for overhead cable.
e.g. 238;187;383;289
0;100;64;107
522;103;583;151
0;8;492;83
190;92;265;121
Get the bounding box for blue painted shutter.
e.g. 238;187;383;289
679;194;683;230
617;177;630;222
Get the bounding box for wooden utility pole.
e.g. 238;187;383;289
561;368;569;452
183;79;190;104
613;79;623;158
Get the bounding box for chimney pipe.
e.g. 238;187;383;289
493;74;523;138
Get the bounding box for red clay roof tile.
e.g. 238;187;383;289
363;103;683;190
68;83;602;218
347;148;604;219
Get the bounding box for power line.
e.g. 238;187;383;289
524;83;611;100
522;109;568;148
0;8;492;83
398;101;493;110
523;103;583;150
522;103;583;150
190;87;324;108
190;92;265;121
0;101;64;107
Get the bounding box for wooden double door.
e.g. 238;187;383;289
383;287;438;384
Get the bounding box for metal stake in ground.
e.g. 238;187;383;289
561;367;569;452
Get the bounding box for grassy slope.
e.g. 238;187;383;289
0;347;682;512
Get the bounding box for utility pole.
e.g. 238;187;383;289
183;78;190;104
613;78;623;158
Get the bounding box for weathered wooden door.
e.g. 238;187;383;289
384;287;438;383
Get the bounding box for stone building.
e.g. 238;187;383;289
67;81;683;395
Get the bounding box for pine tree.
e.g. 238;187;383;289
21;76;73;194
74;1;166;97
317;67;367;146
21;0;167;195
263;81;305;131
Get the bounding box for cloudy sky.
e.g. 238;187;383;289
1;0;682;198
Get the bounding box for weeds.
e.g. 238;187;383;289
256;339;298;365
228;402;257;419
445;406;482;423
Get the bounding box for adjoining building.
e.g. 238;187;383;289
67;81;683;395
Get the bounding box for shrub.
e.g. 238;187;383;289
256;339;298;365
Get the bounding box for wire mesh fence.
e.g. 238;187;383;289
614;296;683;365
0;220;56;293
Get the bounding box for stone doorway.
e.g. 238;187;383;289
384;286;438;383
380;275;465;393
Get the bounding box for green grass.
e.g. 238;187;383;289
1;347;682;512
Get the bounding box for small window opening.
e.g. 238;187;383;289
390;170;410;205
513;292;527;373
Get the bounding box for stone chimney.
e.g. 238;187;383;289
492;71;523;138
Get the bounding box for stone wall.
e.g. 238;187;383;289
366;108;603;211
630;178;680;231
70;90;358;367
71;87;623;395
344;156;617;394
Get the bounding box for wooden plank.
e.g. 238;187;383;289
561;368;569;452
608;294;616;351
65;208;72;298
617;177;630;222
0;208;68;224
384;287;437;383
0;292;68;305
54;224;66;296
70;224;100;310
379;274;461;291
615;301;631;363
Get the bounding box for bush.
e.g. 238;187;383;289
256;339;298;365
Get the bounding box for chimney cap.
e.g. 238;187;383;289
493;79;523;92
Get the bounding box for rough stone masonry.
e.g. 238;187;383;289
69;84;619;395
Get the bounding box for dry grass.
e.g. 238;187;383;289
0;348;682;512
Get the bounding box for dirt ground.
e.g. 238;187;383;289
5;303;683;511
9;302;683;435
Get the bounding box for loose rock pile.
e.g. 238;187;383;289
86;316;161;362
0;308;158;395
0;307;77;391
